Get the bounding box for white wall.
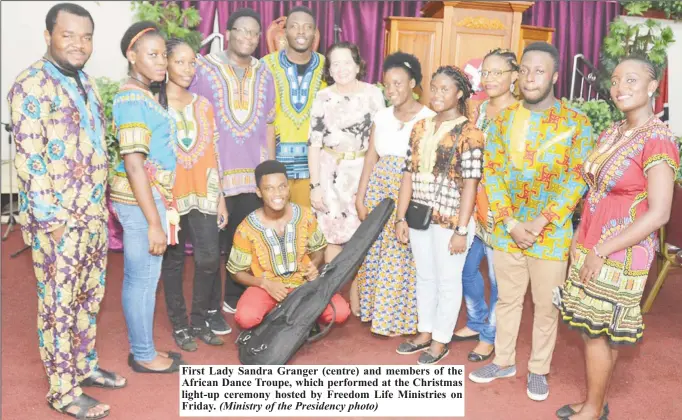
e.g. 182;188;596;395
622;16;682;137
0;1;134;164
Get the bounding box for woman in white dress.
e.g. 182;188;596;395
353;52;435;330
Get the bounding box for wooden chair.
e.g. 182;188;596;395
265;16;321;54
642;183;682;314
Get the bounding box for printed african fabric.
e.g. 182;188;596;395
404;117;485;230
262;50;327;179
355;105;434;336
308;83;386;244
561;118;680;345
190;54;275;196
8;58;108;409
110;86;176;205
168;94;221;216
226;204;327;288
473;99;507;247
484;101;595;261
9;59;109;245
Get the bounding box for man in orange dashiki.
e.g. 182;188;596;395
227;160;350;329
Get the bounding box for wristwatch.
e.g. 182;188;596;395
395;217;407;225
454;226;468;236
310;182;321;190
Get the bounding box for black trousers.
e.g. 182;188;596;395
161;210;220;329
214;192;262;308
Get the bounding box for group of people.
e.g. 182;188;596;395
8;2;679;420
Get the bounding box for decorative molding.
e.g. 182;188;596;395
456;16;506;30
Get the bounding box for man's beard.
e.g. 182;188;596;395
523;82;554;105
50;52;86;73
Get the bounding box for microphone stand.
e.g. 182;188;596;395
333;0;342;43
1;122;30;257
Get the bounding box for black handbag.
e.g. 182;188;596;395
405;126;462;230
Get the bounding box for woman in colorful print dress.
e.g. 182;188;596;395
453;49;519;362
395;66;484;365
158;38;230;352
307;42;386;270
111;22;184;373
354;52;435;333
558;56;679;420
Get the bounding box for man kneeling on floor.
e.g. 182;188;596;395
228;160;350;330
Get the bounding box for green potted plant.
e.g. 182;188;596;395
619;1;682;21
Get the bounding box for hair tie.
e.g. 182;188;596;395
127;27;156;55
404;61;412;69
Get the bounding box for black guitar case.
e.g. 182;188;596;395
236;198;395;365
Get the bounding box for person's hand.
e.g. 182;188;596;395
449;233;467;255
509;223;537;250
569;235;579;264
579;249;605;284
217;200;229;230
310;188;328;213
356;199;369;222
51;225;67;243
148;223;167;256
261;279;289;302
396;220;409;244
527;216;548;237
304;263;320;281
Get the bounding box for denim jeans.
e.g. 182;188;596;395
161;210;220;330
461;236;498;344
112;195;166;362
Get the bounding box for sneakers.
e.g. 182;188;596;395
192;326;224;346
527;373;549;401
172;328;198;352
468;363;517;384
222;300;237;314
207;310;232;335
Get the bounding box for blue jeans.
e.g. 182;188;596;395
461;236;498;344
112;195;167;362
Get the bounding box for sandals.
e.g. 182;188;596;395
127;351;182;367
130;357;183;374
396;340;432;355
80;368;126;389
468;347;495;362
49;394;109;419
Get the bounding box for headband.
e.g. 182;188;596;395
127;27;156;54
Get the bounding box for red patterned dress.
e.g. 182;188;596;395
561;118;680;345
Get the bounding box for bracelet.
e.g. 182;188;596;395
395;217;407;224
593;246;607;260
504;218;519;233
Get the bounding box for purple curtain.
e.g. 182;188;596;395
188;0;423;81
523;0;621;99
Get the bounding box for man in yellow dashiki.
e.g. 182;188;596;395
8;3;125;419
261;6;327;208
469;42;595;402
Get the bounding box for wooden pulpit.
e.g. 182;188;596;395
384;1;554;105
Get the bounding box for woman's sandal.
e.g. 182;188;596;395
80;368;127;389
130;357;183;374
128;351;182;367
467;347;495;362
49;394;109;419
396;340;432;355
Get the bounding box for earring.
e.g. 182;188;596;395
648;91;653;98
165;72;169;83
510;82;515;92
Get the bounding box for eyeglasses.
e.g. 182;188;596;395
231;27;261;38
480;69;514;79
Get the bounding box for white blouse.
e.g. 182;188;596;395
373;105;436;158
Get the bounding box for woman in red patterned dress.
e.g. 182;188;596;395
558;56;680;419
